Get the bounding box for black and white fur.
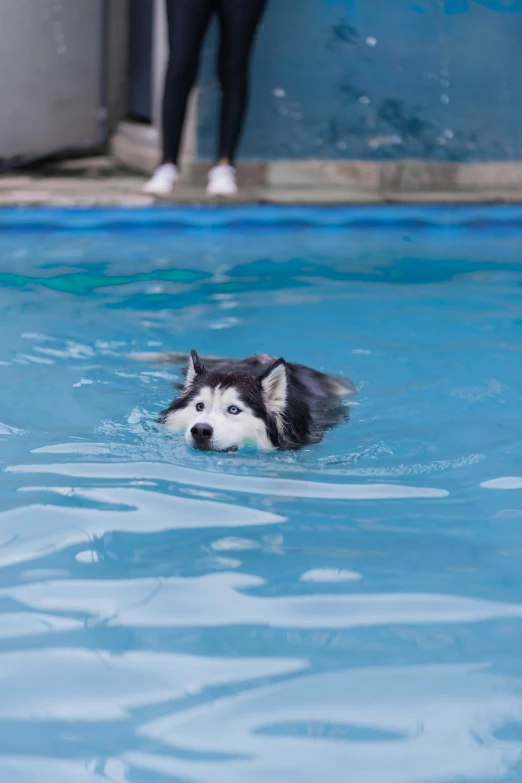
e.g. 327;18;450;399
143;350;353;452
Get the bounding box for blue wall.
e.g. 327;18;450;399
197;0;522;162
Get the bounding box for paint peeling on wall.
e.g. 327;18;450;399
444;0;522;13
197;0;522;161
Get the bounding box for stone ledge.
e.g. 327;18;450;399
111;122;522;194
111;124;522;195
2;171;522;206
270;160;522;193
268;161;380;188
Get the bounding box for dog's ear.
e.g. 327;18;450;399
185;349;205;388
260;358;287;416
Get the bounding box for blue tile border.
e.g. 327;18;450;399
1;204;522;231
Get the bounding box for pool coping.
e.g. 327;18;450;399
3;162;522;210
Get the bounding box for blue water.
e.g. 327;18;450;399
1;206;522;783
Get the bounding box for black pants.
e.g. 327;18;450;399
162;0;267;165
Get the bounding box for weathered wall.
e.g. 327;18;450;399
0;0;106;160
197;0;522;162
107;0;130;135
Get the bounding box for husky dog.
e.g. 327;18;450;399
144;350;353;452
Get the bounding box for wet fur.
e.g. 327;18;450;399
135;351;353;451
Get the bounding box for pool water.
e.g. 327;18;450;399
1;206;522;783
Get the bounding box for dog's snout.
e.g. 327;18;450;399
191;423;213;442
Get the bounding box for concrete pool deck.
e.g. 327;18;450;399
2;156;522;206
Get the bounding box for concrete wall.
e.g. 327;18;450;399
0;0;129;161
0;0;107;160
197;0;522;162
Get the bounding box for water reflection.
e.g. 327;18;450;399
127;664;522;783
0;485;284;568
8;458;450;499
4;572;522;629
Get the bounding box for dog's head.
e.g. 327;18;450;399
159;350;287;452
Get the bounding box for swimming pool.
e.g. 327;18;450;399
1;205;522;783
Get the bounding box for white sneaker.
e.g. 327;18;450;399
142;163;178;195
206;165;238;196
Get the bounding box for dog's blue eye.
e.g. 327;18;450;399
196;402;204;412
228;405;241;415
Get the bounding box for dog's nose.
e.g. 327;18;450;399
191;423;213;443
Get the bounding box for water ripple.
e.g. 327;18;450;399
0;648;305;720
7;461;449;500
0;486;284;567
3;573;521;629
481;477;522;490
123;664;522;783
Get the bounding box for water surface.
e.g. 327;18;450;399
1;206;522;783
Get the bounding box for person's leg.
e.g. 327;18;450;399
215;0;268;165
206;0;267;196
145;0;215;193
162;0;215;164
